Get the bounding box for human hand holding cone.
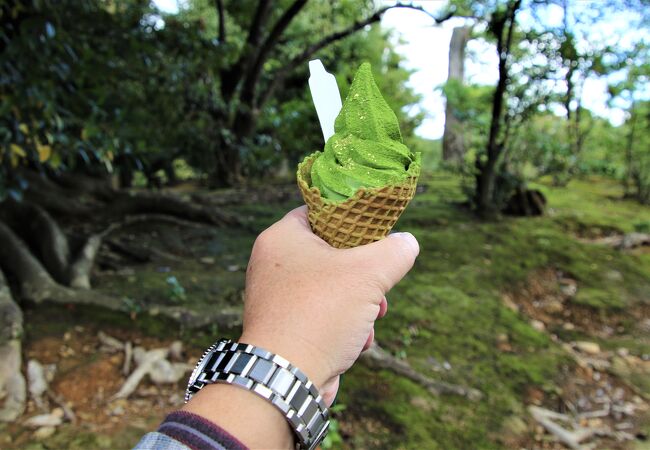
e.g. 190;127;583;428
297;62;420;249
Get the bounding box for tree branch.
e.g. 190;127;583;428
220;0;273;101
214;0;226;43
257;3;455;108
240;0;309;107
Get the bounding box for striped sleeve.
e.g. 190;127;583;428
133;411;248;450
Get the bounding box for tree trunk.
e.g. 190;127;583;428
211;109;259;187
475;155;499;216
475;0;521;216
623;103;637;197
442;26;471;164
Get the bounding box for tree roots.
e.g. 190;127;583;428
0;171;246;422
0;271;26;422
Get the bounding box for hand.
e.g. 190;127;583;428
183;206;419;449
241;206;419;405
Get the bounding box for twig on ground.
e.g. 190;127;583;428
123;341;133;376
360;343;482;400
46;390;76;423
529;405;602;449
111;348;169;400
98;331;124;352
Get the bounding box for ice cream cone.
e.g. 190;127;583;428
297;152;420;249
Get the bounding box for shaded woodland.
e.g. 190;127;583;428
1;1;649;449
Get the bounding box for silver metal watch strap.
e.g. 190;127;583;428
186;339;330;450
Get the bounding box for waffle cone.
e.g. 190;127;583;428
297;152;420;249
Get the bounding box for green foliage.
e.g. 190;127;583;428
171;0;423;182
442;79;493;159
634;221;650;233
1;0;224;190
1;0;422;190
442;0;649;212
506;112;627;184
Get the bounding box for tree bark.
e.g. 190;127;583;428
623;102;637;197
0;271;23;346
219;0;273;104
0;221;58;299
239;0;309;110
442;26;471;163
52;172;116;201
20;170;98;217
1;199;71;285
475;0;521;216
214;0;225;43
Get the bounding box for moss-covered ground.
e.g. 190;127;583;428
6;173;649;449
333;174;650;449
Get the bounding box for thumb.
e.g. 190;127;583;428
348;232;419;292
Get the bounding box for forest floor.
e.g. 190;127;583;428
1;173;649;450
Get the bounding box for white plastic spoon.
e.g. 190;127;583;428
308;59;342;143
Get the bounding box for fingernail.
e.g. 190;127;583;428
391;232;420;256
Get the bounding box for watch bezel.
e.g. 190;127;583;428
185;341;223;402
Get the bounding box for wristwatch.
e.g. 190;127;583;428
185;339;330;450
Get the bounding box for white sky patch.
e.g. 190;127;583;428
381;3;470;139
152;0;179;14
381;0;648;139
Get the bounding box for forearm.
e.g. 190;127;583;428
182;382;294;449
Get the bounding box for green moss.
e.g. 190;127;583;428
533;177;650;233
337;173;650;448
22;303;179;340
573;287;625;309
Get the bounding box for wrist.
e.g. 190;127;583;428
239;330;332;390
183;383;294;449
185;339;332;449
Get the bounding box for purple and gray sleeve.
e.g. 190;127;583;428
133;411;248;450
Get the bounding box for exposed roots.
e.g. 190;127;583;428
0;214;241;328
19;169;241;227
108;191;240;227
0;169;245;325
1;199;71;284
0;171;249;425
0;271;26;422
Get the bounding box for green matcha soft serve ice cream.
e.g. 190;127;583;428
309;62;420;202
